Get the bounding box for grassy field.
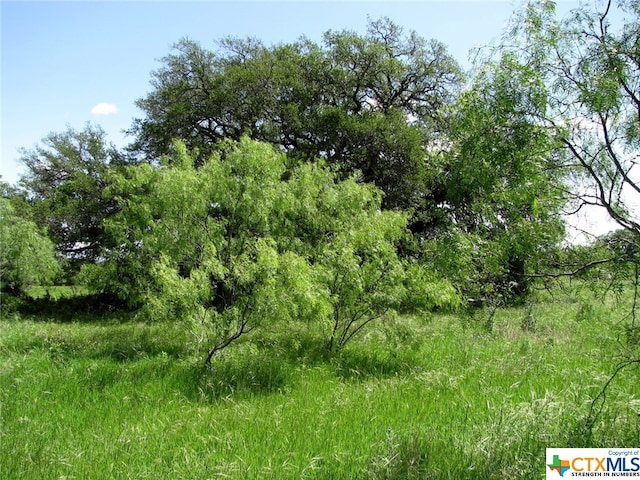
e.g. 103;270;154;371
1;284;639;479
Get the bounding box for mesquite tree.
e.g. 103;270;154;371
502;0;639;240
84;138;457;362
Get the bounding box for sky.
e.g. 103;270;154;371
2;0;612;239
0;0;558;184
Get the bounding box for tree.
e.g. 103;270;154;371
18;124;125;267
128;18;463;223
0;198;60;296
503;0;639;239
84;138;451;362
438;52;566;299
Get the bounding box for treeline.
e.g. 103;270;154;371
2;1;639;361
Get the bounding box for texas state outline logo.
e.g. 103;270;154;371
547;454;571;477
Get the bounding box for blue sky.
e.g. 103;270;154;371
2;0;583;185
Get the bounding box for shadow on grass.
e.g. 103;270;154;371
192;340;420;401
332;345;418;380
80;349;296;402
15;293;135;323
5;297;429;400
191;347;293;401
3;317;188;363
82;326;188;362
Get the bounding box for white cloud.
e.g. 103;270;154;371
91;102;118;115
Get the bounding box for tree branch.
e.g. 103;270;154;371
525;258;614;278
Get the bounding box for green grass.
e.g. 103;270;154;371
1;284;639;479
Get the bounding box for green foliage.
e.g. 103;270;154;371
503;0;640;236
129;18;462;226
0;198;60;297
4;5;640;477
401;261;460;313
87;138;426;360
17;124;126;267
317;205;408;352
441;49;565;300
126;16;570;301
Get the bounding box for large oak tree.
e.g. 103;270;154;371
128;18;463;228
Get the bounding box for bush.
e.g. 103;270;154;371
0;198;60;297
88;138;431;362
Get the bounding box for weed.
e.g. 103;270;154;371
520;307;537;333
366;429;433;479
575;301;595;323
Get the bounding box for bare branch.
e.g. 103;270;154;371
525;258;614;279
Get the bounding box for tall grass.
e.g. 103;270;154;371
1;284;638;479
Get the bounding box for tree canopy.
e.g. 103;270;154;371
129;18;463;228
122;16;570;302
501;0;639;239
82;137;457;361
18;124;126;266
438;51;566;297
7;14;577;311
0;197;60;296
